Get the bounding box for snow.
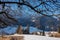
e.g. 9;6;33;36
8;34;60;40
24;35;60;40
1;34;60;40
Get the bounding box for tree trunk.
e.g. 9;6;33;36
23;25;30;34
58;27;60;33
42;30;45;36
42;26;45;36
16;25;23;34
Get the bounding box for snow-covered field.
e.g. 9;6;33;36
0;33;60;40
8;34;60;40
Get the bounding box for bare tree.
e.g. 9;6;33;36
0;0;60;35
